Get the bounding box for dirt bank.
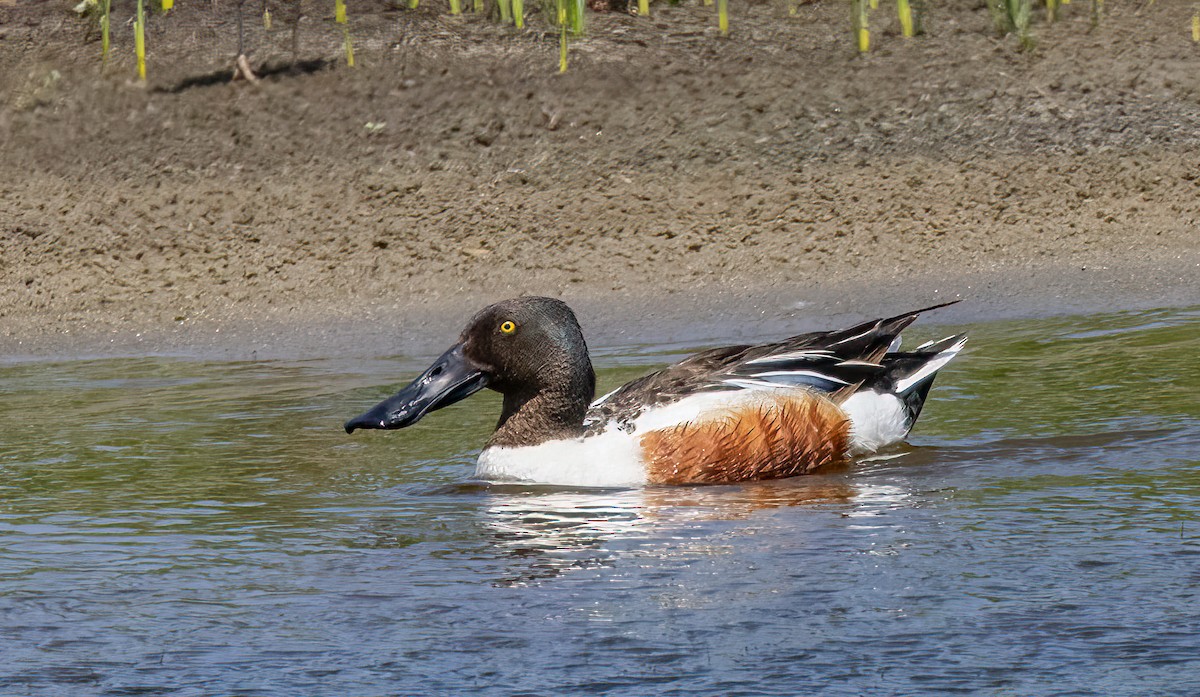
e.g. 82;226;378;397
1;0;1197;358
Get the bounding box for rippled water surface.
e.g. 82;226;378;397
2;307;1198;696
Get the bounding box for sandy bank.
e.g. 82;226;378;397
2;0;1197;359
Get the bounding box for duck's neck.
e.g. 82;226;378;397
487;383;593;449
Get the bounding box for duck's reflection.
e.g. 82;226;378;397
477;475;863;586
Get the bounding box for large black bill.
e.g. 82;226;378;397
344;344;489;434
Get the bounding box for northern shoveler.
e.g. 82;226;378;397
344;297;966;487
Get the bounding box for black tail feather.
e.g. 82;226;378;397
898;371;938;424
865;331;968;424
779;299;962;364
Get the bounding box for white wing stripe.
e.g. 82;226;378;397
828;325;880;347
895;336;968;393
721;379;791;390
745;370;850;385
743;350;836;365
589;387;620;408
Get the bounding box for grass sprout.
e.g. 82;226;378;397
70;0;1171;77
990;0;1033;49
897;0;913;36
549;0;583;70
852;0;869;51
135;0;146;80
334;0;355;66
102;0;112;62
558;0;568;71
574;0;585;33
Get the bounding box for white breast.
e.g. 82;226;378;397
475;428;647;488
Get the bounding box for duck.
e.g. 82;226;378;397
344;296;966;488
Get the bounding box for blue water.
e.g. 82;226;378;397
1;307;1198;696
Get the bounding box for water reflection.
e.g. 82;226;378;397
473;477;862;586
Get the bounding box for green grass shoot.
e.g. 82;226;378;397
343;28;355;66
475;0;484;13
717;0;728;35
513;0;525;28
990;0;1032;47
161;0;172;10
135;0;146;80
639;0;649;16
1045;0;1058;21
1193;5;1199;41
264;8;272;28
569;0;584;34
558;0;568;72
334;0;354;65
498;0;512;23
897;0;913;36
449;0;461;15
100;0;111;63
1015;0;1033;48
852;0;869;51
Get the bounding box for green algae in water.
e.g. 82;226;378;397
1;306;1198;695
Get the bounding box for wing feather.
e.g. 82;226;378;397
584;301;961;434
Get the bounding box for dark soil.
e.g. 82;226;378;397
1;0;1198;357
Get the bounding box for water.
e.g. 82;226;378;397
1;307;1198;696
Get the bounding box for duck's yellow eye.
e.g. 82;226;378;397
499;320;517;335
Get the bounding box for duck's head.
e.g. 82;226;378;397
344;297;595;435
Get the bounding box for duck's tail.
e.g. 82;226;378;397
840;333;967;454
875;334;969;425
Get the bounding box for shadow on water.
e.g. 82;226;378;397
0;306;1198;695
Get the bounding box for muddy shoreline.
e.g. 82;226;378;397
2;259;1196;361
2;0;1198;360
